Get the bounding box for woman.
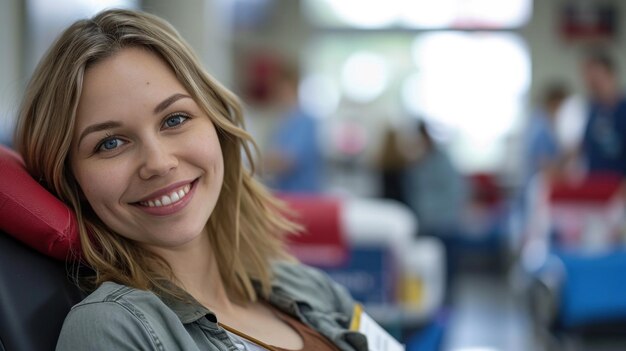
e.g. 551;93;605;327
14;9;366;351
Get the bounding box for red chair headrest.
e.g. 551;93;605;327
0;145;79;260
278;194;348;267
549;173;624;204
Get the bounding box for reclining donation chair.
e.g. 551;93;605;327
0;145;84;351
525;174;626;348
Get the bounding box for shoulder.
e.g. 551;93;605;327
271;261;355;316
287;108;316;128
430;148;456;169
72;281;167;316
272;261;331;287
56;282;177;350
77;281;144;302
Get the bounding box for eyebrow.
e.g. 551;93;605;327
76;93;192;148
77;121;122;148
153;93;192;114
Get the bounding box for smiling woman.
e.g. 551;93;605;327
13;9;367;351
70;47;224;251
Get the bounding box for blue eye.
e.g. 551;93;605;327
97;137;125;152
163;114;189;128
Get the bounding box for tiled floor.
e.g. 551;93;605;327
442;273;537;351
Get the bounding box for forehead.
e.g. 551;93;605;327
75;47;188;128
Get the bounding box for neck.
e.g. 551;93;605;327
149;229;236;312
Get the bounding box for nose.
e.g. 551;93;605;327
138;138;178;180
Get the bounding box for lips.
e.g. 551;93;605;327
132;179;198;216
139;183;191;207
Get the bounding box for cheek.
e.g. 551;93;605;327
202;142;225;191
73;162;126;214
191;124;224;182
213;146;224;181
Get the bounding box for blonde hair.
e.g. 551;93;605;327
14;9;298;302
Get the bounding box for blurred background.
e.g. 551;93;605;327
2;0;626;350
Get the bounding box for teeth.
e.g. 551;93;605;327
161;196;172;205
139;183;191;208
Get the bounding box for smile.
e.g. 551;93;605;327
138;183;191;208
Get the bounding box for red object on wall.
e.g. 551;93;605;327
243;53;280;104
560;3;617;42
278;194;349;268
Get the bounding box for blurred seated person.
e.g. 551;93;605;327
580;50;626;177
404;122;468;295
375;126;409;204
263;62;323;193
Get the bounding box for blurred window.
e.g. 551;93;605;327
25;0;138;75
404;32;530;172
304;0;532;29
301;2;531;173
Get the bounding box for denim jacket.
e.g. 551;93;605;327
56;261;368;351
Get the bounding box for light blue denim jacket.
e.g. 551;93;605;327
56;261;368;351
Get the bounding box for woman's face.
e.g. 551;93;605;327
70;47;224;251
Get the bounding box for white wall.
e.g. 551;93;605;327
3;0;626;149
0;0;23;145
142;0;234;88
522;0;626;100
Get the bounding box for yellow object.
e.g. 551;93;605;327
348;304;406;351
401;275;423;309
350;303;363;331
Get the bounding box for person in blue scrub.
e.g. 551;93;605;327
264;64;323;193
524;83;569;185
581;50;626;176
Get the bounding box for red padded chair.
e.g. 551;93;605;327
278;194;348;268
0;145;84;351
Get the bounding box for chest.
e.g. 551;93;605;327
218;307;304;350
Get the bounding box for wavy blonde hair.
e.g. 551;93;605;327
14;9;298;302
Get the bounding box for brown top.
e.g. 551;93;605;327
220;307;340;351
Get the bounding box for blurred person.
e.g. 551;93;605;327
263;62;324;193
580;50;626;176
514;83;570;253
375;126;409;204
523;82;570;185
518;83;569;224
14;9;374;350
404;122;467;297
404;122;467;238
